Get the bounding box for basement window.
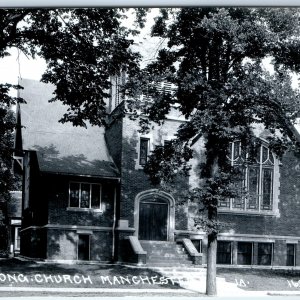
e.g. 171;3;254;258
287;244;296;267
237;242;253;265
257;243;273;266
217;241;232;264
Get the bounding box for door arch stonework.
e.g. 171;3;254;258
134;189;175;241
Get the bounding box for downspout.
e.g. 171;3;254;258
112;185;117;261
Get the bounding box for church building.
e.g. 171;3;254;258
15;78;300;267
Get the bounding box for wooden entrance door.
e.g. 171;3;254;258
138;199;168;241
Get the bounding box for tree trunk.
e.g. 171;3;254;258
205;138;219;296
206;231;217;296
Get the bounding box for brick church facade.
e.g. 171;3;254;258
15;78;300;267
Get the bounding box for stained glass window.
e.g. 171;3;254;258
248;167;259;210
221;140;275;212
262;169;273;210
262;146;268;163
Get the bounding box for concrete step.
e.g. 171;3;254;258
140;240;176;244
152;267;206;272
147;257;192;263
148;253;190;259
145;248;186;255
143;248;187;255
141;244;186;251
145;262;196;267
140;240;195;267
147;257;193;263
140;241;182;248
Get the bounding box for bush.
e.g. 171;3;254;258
0;249;8;258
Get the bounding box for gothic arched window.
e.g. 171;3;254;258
218;141;275;212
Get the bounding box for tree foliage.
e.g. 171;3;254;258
0;105;15;253
130;7;300;213
0;8;142;252
1;7;300;294
126;8;300;295
0;8;141;125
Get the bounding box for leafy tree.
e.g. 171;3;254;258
126;8;300;295
0;8;142;125
0;102;16;255
0;8;142;252
1;8;300;295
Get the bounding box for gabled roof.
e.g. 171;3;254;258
18;78;119;178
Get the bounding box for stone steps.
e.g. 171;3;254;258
140;240;194;267
148;253;190;259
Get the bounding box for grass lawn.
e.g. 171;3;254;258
1;258;300;293
0;258;182;290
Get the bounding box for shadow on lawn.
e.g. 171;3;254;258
0;258;85;275
0;258;181;290
81;264;182;289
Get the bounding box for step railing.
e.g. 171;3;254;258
121;236;147;265
181;238;202;265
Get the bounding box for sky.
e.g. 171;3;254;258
0;48;47;87
0;8;160;91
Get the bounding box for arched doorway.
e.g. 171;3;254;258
134;190;175;241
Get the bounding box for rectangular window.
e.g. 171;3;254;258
70;182;80;207
232;197;245;209
233;141;240;160
91;184;101;209
78;234;90;261
69;182;101;209
258;243;273;266
237;242;252;265
218;198;230;208
164;140;171;147
24;156;30;209
80;184;90;208
287;244;296;266
15;227;21;251
217;241;232;264
140;138;149;166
